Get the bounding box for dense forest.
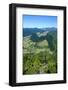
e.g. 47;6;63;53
23;28;57;75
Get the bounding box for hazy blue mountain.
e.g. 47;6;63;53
23;27;57;37
41;27;57;32
23;28;44;36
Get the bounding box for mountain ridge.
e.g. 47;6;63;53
23;27;57;37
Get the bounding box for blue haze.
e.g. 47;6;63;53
23;15;57;28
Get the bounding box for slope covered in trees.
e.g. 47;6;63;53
23;28;57;75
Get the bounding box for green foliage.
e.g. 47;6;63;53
23;30;57;75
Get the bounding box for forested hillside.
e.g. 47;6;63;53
23;28;57;75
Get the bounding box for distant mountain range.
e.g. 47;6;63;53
23;27;57;37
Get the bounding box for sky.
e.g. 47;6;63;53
23;15;57;28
